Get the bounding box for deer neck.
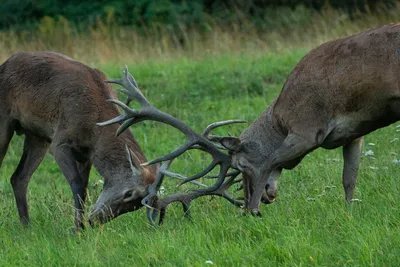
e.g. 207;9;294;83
240;103;286;158
90;125;148;186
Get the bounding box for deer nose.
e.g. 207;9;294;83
89;205;112;226
261;193;275;204
261;186;276;204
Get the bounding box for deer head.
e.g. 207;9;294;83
89;144;158;224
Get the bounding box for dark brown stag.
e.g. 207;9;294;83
102;24;400;223
0;52;157;231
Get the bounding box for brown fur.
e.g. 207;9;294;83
0;52;156;229
221;24;400;215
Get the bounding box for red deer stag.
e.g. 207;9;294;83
0;52;157;230
101;24;400;223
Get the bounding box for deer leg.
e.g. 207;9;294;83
10;134;49;225
242;174;252;206
247;133;317;215
52;144;87;231
342;137;363;202
76;161;91;219
0;121;13;168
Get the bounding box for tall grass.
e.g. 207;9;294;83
1;47;400;266
1;4;400;64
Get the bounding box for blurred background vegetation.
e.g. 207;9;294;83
0;0;400;63
1;0;397;31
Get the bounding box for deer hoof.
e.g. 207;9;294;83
250;209;262;217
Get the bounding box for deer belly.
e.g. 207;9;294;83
321;113;399;149
13;118;54;142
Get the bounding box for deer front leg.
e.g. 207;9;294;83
11;134;49;225
52;144;88;231
342;137;364;202
77;160;91;203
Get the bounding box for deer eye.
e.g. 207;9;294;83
124;190;133;199
237;159;248;171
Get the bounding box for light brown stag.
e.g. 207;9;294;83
0;52;157;230
102;24;400;223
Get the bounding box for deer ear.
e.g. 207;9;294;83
219;137;242;152
125;145;143;175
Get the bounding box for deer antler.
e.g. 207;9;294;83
98;66;245;191
98;66;246;223
142;161;243;225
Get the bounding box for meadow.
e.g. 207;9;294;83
1;6;400;266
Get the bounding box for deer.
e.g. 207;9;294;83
100;23;400;224
0;51;159;231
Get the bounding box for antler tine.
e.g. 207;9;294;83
205;170;241;179
202;120;247;137
146;171;244;225
193;164;230;193
105;66;149;107
141;142;194;167
115;117;147;137
177;160;218;186
141;161;171;224
173;120;246;189
161;169;207;187
96;114;129;127
123;70;139;106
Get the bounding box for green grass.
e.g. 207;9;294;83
2;49;400;266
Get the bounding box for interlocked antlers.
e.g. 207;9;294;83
98;66;245;224
143;161;243;225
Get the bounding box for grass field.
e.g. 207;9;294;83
2;11;400;265
1;49;400;266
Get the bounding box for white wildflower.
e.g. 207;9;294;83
158;186;166;195
393;159;400;164
327;158;340;162
364;150;374;156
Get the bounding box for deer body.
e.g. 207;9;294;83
222;24;400;214
0;52;156;230
100;24;400;224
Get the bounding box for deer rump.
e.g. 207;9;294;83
0;52;156;231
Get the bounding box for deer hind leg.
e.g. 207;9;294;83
247;133;317;214
11;134;49;225
52;144;89;231
0;120;14;168
342;137;364;202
